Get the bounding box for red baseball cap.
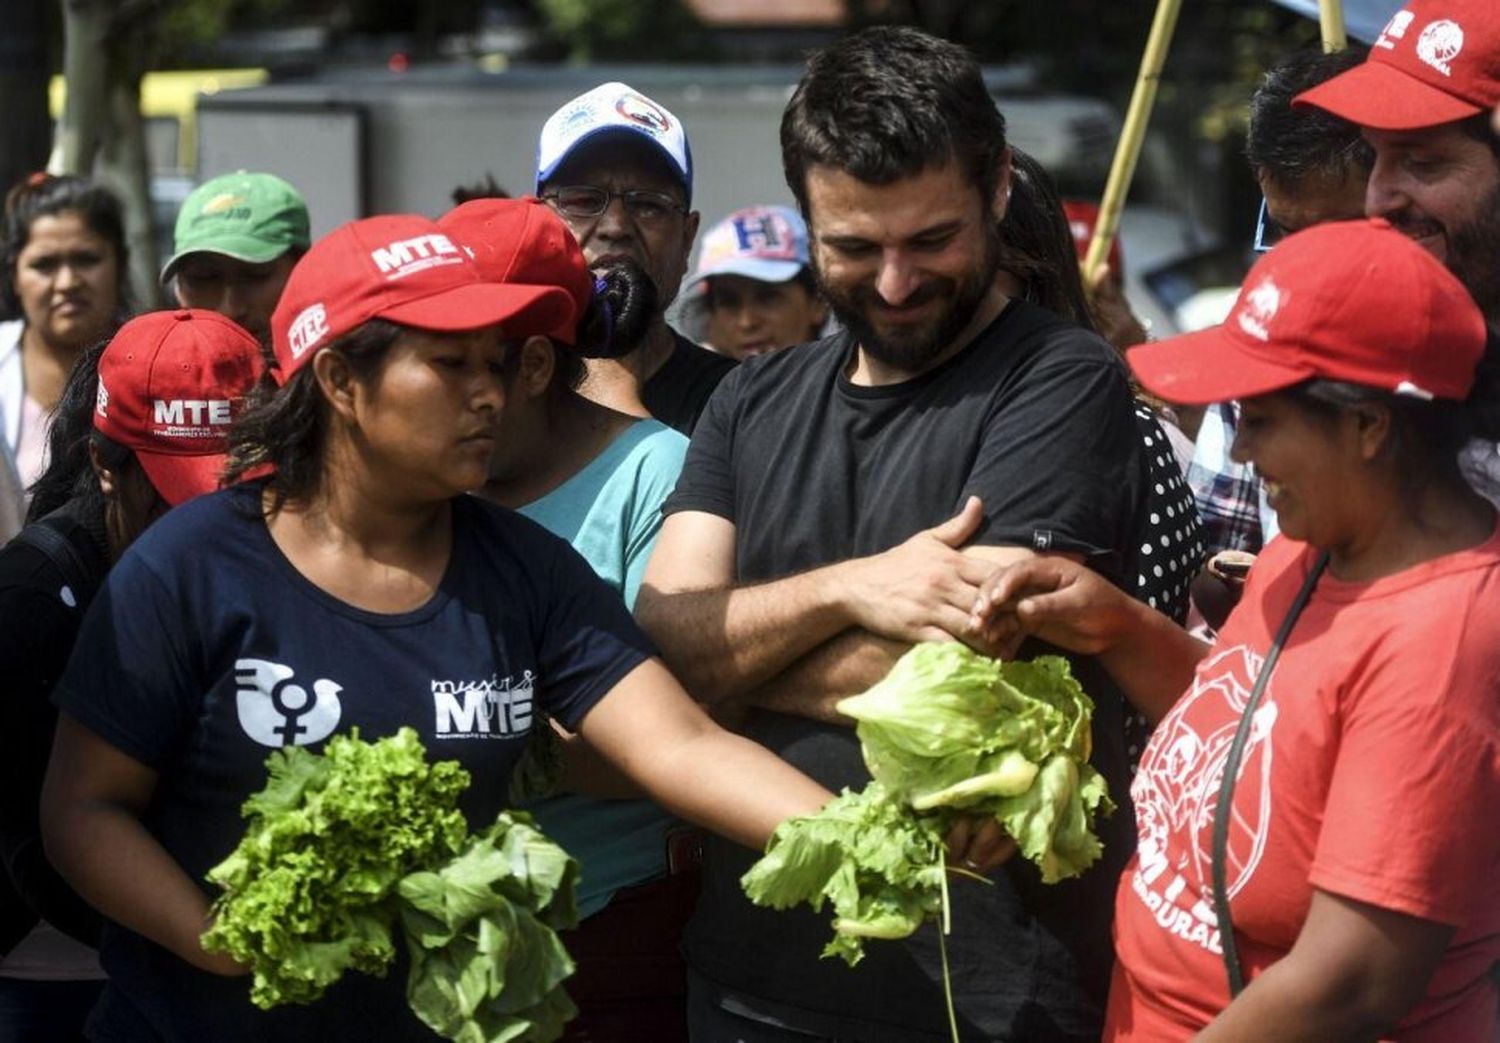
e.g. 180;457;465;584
1295;0;1500;130
1127;218;1486;406
94;309;264;506
269;214;573;383
436;198;589;344
1061;201;1125;280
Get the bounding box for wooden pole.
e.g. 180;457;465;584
1318;0;1348;52
1082;0;1185;290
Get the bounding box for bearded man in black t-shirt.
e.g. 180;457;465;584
636;26;1150;1043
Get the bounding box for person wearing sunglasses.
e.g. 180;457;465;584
535;83;733;436
974;218;1500;1041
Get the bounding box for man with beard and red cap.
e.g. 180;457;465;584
1296;0;1500;323
1297;0;1500;503
635;26;1150;1042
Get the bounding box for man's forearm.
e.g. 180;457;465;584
748;630;907;724
635;564;854;704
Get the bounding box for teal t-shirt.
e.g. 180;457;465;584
518;419;689;918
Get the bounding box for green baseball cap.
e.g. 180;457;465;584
161;171;311;282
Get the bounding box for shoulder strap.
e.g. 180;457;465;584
12;519;102;611
1211;550;1329;998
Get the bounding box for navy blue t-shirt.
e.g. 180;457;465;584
52;483;655;1041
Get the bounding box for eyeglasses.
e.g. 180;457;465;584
543;186;686;224
1253;198;1286;253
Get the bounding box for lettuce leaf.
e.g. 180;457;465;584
398;812;580;1043
836;644;1114;883
741;784;946;967
202;728;471;1009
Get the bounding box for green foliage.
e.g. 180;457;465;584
202;728;471;1009
203;730;583;1041
534;0;709;62
741;784;947;967
839;645;1113;883
743;645;1117;970
399;813;580;1043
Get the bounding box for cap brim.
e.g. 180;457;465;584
685;257;806;295
1126;327;1316;406
1294;61;1483;130
536;125;691;199
136;450;230;507
161;239;297;283
381;282;579;342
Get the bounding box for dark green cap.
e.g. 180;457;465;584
161;171;311;283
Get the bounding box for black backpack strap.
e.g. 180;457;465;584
12;519;102;611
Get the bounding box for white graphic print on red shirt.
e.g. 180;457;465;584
1127;644;1279;956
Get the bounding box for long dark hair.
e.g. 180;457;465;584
3;173;131;319
528;259;658;394
998;149;1096;332
223;320;402;510
24;339;130;528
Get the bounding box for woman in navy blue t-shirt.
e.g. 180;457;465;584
35;215;899;1042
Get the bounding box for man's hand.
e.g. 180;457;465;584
835;497;995;644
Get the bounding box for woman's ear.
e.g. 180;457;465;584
1352;401;1394;462
517;336;556;398
311;348;359;422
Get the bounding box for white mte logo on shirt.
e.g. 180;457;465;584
432;671;534;739
234;658;344;747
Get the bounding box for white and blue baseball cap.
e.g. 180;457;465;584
685;205;811;295
536;82;693;204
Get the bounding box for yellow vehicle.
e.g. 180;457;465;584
49;68;268;176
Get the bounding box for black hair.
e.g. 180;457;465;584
1288;328;1500;501
498;258;657;400
572;258;657;361
1455;111;1500;161
450;174;510;206
781;26;1007;217
3;173;131;318
1246;47;1373;186
223;319;402;510
997;149;1096;333
704;267;820;311
24;338;121;526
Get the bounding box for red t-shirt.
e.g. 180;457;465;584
1107;527;1500;1041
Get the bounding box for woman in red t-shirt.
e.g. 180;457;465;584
973;218;1500;1041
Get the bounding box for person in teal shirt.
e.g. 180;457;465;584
441;198;697;1041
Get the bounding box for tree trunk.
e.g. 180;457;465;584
51;0;163;310
99;69;161;310
51;0;111;174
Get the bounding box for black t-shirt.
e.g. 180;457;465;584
0;500;110;952
53;484;655;1042
665;300;1148;1041
640;331;736;436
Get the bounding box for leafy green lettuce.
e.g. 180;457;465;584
202;728;471;1008
202;730;584;1042
837;644;1113;884
740;784;947;967
398;812;580;1043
